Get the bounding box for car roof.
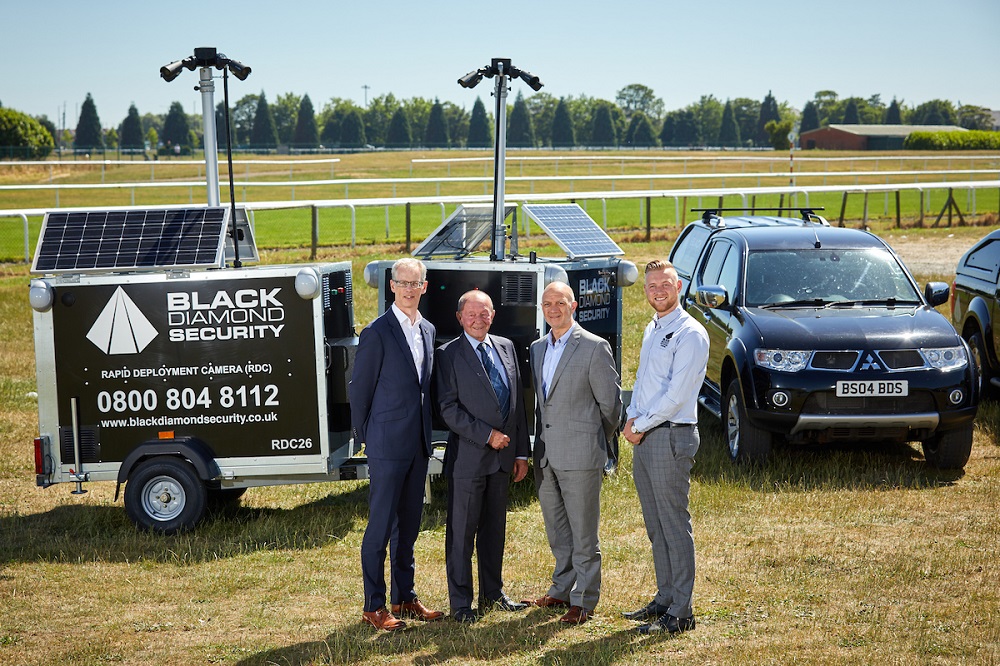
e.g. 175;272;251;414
721;225;888;251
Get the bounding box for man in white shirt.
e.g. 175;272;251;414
623;259;709;634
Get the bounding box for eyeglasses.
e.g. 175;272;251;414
393;279;425;289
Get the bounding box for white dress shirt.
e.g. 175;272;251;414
391;303;425;381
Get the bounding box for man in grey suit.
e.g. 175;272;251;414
435;290;530;624
523;281;622;625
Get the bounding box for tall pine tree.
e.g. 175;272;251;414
590;103;617;147
340;109;366;148
250;92;278;149
550;98;575;148
292;95;319;148
386;107;412;148
424;99;450;148
799;100;820;135
885;98;902;124
718;100;741;147
73;93;103;151
754;91;781;146
119;104;144;150
161;101;192;150
507;91;535;148
842;98;860;124
466;97;492;148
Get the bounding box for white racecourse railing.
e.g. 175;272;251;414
4;179;998;261
0;157;340;183
2;169;998;207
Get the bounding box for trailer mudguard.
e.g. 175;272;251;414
114;436;220;501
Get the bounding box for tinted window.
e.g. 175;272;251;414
699;240;731;286
961;239;1000;282
670;225;712;280
744;248;920;305
718;246;741;301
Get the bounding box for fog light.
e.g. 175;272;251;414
949;389;964;405
772;390;790;407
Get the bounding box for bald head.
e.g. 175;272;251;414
541;281;577;338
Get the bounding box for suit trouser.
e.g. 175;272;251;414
536;465;603;610
361;452;428;612
446;470;510;610
632;424;699;618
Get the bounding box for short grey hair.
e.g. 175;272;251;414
457;289;493;313
391;257;427;281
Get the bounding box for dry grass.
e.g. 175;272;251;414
2;154;1000;664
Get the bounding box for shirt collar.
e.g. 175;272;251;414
652;307;682;328
548;322;575;346
391;302;423;327
464;331;491;350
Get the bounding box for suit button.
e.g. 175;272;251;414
545;424;551;428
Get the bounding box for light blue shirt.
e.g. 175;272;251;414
627;307;709;432
541;322;575;399
463;332;508;388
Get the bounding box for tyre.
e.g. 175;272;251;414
724;379;772;464
966;331;992;397
921;422;974;470
124;457;207;534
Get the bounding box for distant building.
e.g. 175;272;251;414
799;124;967;150
990;110;1000;131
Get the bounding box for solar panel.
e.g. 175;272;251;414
412;203;515;259
31;207;234;274
522;204;624;259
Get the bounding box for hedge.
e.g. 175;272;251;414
904;130;1000;150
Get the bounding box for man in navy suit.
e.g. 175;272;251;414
350;257;443;631
434;290;530;623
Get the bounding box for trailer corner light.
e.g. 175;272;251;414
543;264;569;287
618;260;639;287
294;267;322;299
29;280;55;312
363;261;381;288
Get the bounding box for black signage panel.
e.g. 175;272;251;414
50;275;322;461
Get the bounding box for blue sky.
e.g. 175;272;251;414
4;0;998;128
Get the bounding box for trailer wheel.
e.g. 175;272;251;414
125;457;207;534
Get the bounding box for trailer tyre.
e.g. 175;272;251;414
125;457;207;534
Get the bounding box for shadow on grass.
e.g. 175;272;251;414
690;412;966;492
235;607;678;666
0;483;372;566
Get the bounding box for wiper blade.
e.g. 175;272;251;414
827;298;922;308
759;298;834;309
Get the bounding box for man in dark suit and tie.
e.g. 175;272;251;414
350;257;444;631
523;281;622;625
434;290;530;624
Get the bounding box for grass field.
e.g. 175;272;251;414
1;151;1000;665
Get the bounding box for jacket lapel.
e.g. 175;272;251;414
461;336;497;400
386;310;419;384
546;327;580;397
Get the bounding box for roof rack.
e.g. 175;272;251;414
692;207;829;227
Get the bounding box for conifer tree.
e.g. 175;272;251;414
292;95;319;148
754;91;781;146
799;100;820;134
424;99;450;148
340;109;367;148
507;91;535;147
73;93;103;151
842;98;860;124
386;107;412;148
659;114;676;146
250;92;278;149
590;103;617;147
550;98;575;148
119;104;144;150
161;101;191;150
466;97;492;148
885;98;902;124
718;100;741;147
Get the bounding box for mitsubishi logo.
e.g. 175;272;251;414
859;353;882;371
86;287;158;355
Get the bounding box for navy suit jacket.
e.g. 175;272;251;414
349;309;435;460
434;334;529;479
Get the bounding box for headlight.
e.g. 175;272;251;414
921;346;968;370
754;349;811;372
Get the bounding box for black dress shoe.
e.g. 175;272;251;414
622;600;668;621
637;613;696;634
453;607;478;624
481;594;528;612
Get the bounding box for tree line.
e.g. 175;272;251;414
0;86;995;158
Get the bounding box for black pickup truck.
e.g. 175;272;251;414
952;228;1000;392
668;209;978;469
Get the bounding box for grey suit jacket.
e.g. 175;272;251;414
435;333;530;479
530;324;622;471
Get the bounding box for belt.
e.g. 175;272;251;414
648;421;694;432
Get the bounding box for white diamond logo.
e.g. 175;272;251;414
86;287;158;355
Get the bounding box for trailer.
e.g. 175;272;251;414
28;205;371;533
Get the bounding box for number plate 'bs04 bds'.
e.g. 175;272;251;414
835;380;908;397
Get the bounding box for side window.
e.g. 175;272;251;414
670;225;711;280
962;239;1000;282
717;246;741;302
698;240;731;287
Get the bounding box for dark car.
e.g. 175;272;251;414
952;228;1000;393
669;209;978;469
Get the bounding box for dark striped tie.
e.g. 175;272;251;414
478;342;510;421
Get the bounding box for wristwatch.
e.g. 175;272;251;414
630;422;641;435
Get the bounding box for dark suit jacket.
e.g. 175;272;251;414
349;308;435;460
434;333;529;479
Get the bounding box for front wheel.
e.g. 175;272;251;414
125;457;207;534
966;331;992;397
724;379;772;465
922;423;974;470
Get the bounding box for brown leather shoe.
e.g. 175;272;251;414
362;607;406;631
392;597;444;622
559;606;591;625
523;594;570;609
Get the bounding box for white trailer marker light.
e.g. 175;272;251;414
295;267;322;299
29;280;54;312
